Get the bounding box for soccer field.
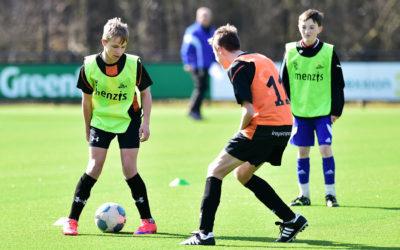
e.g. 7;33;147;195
0;103;399;249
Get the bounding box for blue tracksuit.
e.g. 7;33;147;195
181;22;215;70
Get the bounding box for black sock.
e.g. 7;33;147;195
244;175;295;222
69;173;97;221
126;173;152;219
199;177;222;235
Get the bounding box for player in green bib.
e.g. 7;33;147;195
63;17;157;236
280;9;345;208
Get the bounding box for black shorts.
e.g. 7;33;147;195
225;125;292;166
89;118;141;149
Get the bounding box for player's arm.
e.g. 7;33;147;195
137;60;153;142
239;101;255;131
228;60;255;131
76;66;94;142
181;32;197;72
139;88;152;142
280;53;291;100
82;92;92;142
330;50;345;123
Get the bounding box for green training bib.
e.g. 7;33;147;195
84;54;138;133
286;42;333;117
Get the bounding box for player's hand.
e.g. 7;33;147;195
331;115;339;124
139;123;150;142
183;64;194;72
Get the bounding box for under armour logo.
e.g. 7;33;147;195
91;136;99;142
74;197;87;205
135;197;144;204
118;83;127;89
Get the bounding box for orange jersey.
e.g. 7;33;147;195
231;53;293;139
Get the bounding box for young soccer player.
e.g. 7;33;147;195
180;24;307;245
280;9;345;207
62;17;157;235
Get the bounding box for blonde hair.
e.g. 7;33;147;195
102;17;129;44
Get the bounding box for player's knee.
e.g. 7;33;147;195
234;168;250;185
207;166;220;178
320;145;332;157
207;162;225;179
122;165;138;179
298;147;310;158
86;160;104;178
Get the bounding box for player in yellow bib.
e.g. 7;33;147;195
63;17;157;236
281;9;345;208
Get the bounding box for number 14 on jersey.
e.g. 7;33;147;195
267;76;290;106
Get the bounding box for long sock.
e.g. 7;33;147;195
323;156;336;195
298;183;310;198
126;173;152;219
69;173;97;221
325;184;336;196
199;177;222;235
244;175;295;222
297;157;310;198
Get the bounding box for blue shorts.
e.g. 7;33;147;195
290;116;332;147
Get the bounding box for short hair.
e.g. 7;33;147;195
208;24;240;52
102;17;129;44
299;9;324;26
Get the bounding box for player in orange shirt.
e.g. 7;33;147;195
180;24;307;246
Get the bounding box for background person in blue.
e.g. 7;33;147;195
181;7;215;120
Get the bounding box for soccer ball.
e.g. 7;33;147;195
94;202;126;233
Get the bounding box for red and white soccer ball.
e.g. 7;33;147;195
94;202;126;233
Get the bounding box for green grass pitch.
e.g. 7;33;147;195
0;103;399;249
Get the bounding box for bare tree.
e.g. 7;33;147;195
0;0;399;63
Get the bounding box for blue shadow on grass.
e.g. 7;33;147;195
311;204;400;211
79;232;187;238
80;232;398;249
217;236;399;249
339;205;400;211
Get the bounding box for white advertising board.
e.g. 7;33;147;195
210;62;400;101
342;62;400;101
